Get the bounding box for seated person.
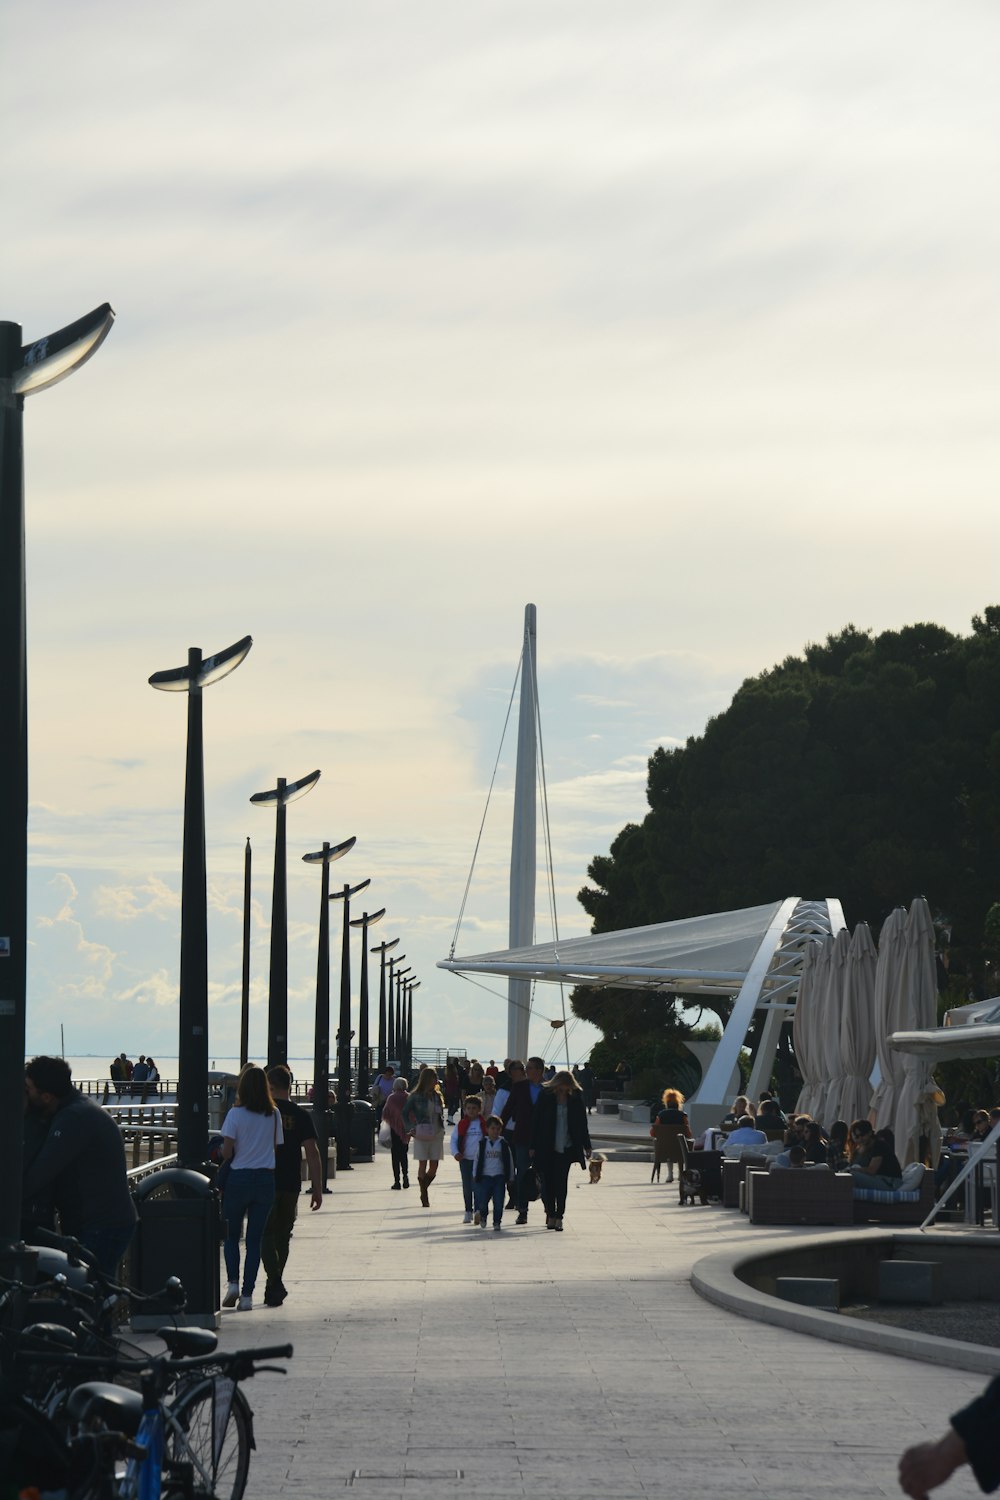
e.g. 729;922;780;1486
849;1121;903;1190
826;1120;850;1170
770;1144;807;1170
802;1119;829;1164
756;1093;787;1129
720;1094;753;1127
722;1115;768;1155
652;1088;692;1134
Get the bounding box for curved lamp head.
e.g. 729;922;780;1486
150;635;253;692
408;980;421;990
250;769;321;808
396;966;413;980
14;303;115;397
329;877;371;902
351;907;385;931
302;836;356;866
373;936;400;956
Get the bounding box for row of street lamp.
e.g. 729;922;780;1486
149;639;421;1177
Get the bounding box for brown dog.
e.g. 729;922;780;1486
588;1151;606;1184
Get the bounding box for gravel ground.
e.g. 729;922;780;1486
842;1300;1000;1348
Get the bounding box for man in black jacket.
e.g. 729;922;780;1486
23;1056;137;1275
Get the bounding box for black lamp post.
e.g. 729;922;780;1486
0;303;114;1247
349;906;385;1097
329;876;370;1171
149;637;253;1169
371;936;399;1071
394;965;411;1066
250;769;320;1066
386;954;405;1062
302;838;356;1189
240;837;251;1070
404;978;419;1078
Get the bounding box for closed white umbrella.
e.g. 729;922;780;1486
892;897;943;1167
813;930;848;1128
793;940;824;1117
833;921;878;1127
871;907;906;1131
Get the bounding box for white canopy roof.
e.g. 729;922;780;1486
440;900;787;997
890;1024;1000;1062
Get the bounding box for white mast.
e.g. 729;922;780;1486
507;603;537;1059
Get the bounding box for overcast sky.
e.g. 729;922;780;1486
8;2;1000;1069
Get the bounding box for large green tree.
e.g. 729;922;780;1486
574;608;1000;1054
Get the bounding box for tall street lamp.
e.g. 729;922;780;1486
0;303;114;1247
302;837;356;1189
404;978;420;1078
386;954;405;1062
371;935;400;1071
329;876;370;1172
250;769;320;1066
150;638;252;1168
394;965;412;1066
240;837;251;1069
349;906;385;1097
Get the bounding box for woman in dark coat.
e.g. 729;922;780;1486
530;1069;592;1231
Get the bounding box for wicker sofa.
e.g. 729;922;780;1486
746;1167;854;1226
852;1164;936;1225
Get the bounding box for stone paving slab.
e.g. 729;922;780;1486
209;1150;989;1498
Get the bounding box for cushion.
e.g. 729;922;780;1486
900;1162;926;1191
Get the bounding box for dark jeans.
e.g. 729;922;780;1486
542;1151;573;1220
261;1188;298;1290
514;1144;537;1216
474;1175;506;1225
390;1132;409;1185
223;1168;275;1296
459;1157;475;1211
78;1223;136;1278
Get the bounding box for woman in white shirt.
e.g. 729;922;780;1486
220;1065;283;1311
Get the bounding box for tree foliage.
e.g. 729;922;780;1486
573;610;1000;1057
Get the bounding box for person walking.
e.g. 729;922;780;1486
220;1065;283;1311
381;1076;412;1189
500;1056;546;1224
450;1095;486;1223
473;1115;515;1231
402;1067;446;1207
531;1069;592;1231
23;1056;137;1275
260;1064;322;1308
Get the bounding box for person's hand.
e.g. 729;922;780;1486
453;1154;461;1162
309;1187;323;1211
898;1431;966;1497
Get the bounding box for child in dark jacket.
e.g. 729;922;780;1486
473;1115;515;1230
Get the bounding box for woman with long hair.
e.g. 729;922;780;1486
402;1066;446;1206
531;1069;592;1231
220;1064;283;1311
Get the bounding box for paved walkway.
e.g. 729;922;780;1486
215;1139;988;1499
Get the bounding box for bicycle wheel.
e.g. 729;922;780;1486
167;1380;252;1500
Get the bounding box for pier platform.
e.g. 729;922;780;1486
208;1127;987;1499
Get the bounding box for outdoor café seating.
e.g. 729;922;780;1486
678;1135;723;1204
852;1162;935;1224
746;1167;854;1226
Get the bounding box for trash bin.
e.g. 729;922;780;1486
350;1098;376;1162
131;1168;220;1329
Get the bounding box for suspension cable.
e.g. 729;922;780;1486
448;653;522;961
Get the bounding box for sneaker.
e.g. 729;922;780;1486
222;1282;239;1308
480;1215;487;1228
391;1182;401;1190
554;1219;564;1232
463;1211;473;1224
238;1295;253;1311
493;1223;502;1232
263;1281;287;1307
402;1179;410;1189
472;1210;481;1226
515;1213;528;1225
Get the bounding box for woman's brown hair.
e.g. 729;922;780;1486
236;1064;275;1116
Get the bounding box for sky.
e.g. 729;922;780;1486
7;2;1000;1071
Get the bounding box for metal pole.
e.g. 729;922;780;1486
508;603;537;1059
267;779;288;1067
313;844;332;1187
177;648;208;1168
387;955;397;1061
334;883;353;1171
240;837;251;1069
0;321;26;1244
356;918;371;1098
377;945;388;1070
